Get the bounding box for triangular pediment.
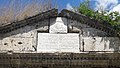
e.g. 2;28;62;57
0;8;119;38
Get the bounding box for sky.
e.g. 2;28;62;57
0;0;120;12
55;0;120;12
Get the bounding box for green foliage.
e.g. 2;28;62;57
78;0;120;31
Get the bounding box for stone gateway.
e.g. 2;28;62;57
0;9;119;53
0;8;120;68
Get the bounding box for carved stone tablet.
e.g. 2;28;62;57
37;33;79;53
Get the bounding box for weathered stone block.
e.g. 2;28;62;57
50;17;67;33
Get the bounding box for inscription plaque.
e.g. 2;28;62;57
37;33;79;53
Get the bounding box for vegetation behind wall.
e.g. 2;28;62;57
78;0;120;36
0;0;56;25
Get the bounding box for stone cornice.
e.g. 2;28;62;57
0;8;58;34
60;9;118;37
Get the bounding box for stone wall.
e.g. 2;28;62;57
0;19;49;52
82;37;120;51
0;17;119;53
67;19;120;52
68;19;108;37
0;53;120;68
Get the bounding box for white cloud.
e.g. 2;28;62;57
66;3;74;11
95;0;119;11
111;4;120;13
